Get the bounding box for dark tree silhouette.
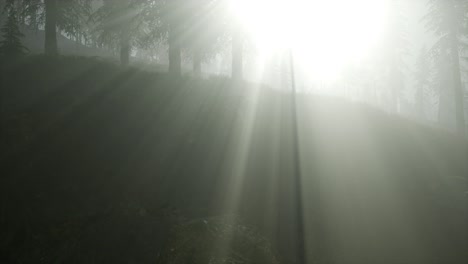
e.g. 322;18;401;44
91;0;147;66
166;0;184;77
4;0;42;30
4;0;92;55
44;0;58;56
58;0;93;46
0;10;28;58
25;0;41;30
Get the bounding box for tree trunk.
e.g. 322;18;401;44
120;44;130;66
450;30;466;135
168;25;182;78
193;50;202;77
30;6;38;31
389;66;400;113
120;31;130;66
281;53;289;89
44;0;58;56
75;33;80;53
416;85;425;119
232;30;243;80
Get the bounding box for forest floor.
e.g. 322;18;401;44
0;56;467;264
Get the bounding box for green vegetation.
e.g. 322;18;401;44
0;10;28;59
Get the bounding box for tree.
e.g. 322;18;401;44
0;9;28;59
44;0;58;55
163;0;185;77
425;0;468;135
158;0;230;78
92;0;139;66
58;0;93;45
431;49;453;124
414;46;432;119
183;0;228;77
231;28;243;80
4;0;42;30
92;0;168;66
9;0;91;56
92;0;228;75
4;0;91;56
381;0;409;113
24;0;42;30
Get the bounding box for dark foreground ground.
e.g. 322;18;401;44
1;56;467;264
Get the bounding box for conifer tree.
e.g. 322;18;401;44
425;0;468;134
91;0;150;66
183;0;227;77
0;10;28;59
414;46;432;119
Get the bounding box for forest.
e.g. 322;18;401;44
0;0;468;264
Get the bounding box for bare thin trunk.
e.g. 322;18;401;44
44;0;58;56
232;30;243;80
120;31;130;66
416;85;425;119
450;30;466;135
193;50;202;77
389;64;403;113
120;45;130;66
168;26;182;78
281;53;289;89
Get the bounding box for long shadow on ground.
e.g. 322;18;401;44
1;56;467;264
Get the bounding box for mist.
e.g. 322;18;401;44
1;0;467;264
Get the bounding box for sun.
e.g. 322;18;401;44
230;0;389;81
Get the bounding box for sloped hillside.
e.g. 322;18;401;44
1;56;467;264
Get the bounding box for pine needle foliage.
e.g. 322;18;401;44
0;10;28;59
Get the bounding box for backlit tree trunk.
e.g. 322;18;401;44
389;65;401;113
193;49;202;77
120;30;130;66
416;84;424;118
232;30;243;80
44;0;58;56
449;29;466;135
168;25;182;78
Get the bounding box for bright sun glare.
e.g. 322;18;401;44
230;0;389;81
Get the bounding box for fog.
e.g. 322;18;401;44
1;1;467;264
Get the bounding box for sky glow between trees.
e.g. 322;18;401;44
230;0;389;80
